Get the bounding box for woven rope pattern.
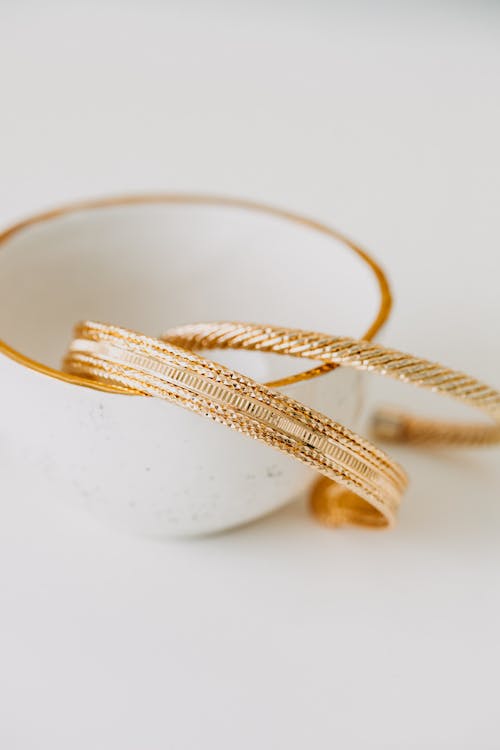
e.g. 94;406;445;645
163;322;500;446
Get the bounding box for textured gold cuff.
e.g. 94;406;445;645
162;321;500;447
63;322;407;529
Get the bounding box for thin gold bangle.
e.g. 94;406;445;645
162;321;500;447
63;321;408;529
0;193;391;392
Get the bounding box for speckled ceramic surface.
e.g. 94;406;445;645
0;197;380;535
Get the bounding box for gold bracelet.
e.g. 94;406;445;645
63;321;408;529
162;322;500;447
0;193;392;393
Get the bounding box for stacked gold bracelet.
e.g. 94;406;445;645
64;319;499;531
64;322;408;529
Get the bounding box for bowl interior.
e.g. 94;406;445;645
0;198;383;381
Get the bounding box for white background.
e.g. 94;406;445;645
1;1;499;748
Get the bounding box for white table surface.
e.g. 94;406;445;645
1;2;499;748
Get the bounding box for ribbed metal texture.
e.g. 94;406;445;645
64;322;407;529
164;322;500;447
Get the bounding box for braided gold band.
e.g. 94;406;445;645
162;322;500;447
64;322;407;529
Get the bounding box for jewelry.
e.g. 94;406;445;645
0;194;392;393
162;321;500;447
64;321;408;529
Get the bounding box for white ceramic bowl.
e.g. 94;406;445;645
0;195;390;535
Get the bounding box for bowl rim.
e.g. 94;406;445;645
0;193;392;393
